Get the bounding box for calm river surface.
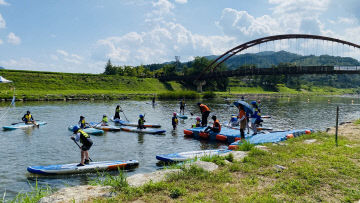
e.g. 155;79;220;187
0;95;359;199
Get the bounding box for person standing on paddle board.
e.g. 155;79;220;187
237;104;247;140
172;112;178;130
250;101;262;135
71;126;93;166
179;98;185;115
114;105;122;120
138;114;146;129
197;103;211;126
22;111;37;125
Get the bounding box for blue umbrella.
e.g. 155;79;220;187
233;100;253;115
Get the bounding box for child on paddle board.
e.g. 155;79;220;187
78;116;89;129
192;117;201;128
138;114;146;129
204;115;221;133
101;114;109;126
237;104;247;140
71;126;93;166
179;98;185;115
22;111;37;125
172;112;178;130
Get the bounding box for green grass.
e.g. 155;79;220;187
0;69;185;100
89;131;360;202
6;181;52;203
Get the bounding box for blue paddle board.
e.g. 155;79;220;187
156;149;231;162
120;126;166;134
27;160;139;175
3;121;47;130
68;125;104;135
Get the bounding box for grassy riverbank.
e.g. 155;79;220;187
93;130;359;202
0;69;185;100
8;121;360;202
0;69;358;101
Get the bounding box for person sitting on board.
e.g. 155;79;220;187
78;116;89;129
137;114;146;129
192;117;201;128
179;98;185;115
237;104;247;140
230;115;239;127
22;111;37;125
71;126;93;166
101;114;109;126
197;102;211;126
250;101;263;135
204;115;221;134
172;112;179;130
114;105;122;120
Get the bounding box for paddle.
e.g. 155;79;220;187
72;139;93;162
119;105;129;122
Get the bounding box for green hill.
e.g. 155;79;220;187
0;69;185;100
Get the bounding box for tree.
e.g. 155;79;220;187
104;59;116;75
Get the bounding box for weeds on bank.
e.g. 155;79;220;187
7;181;52;203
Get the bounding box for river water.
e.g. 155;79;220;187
0;95;359;199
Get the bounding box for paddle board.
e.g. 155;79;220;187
120;126;166;134
3;121;47;130
111;119;161;128
178;114;188;119
156;149;231;162
89;122;120;132
68;125;104;135
27;160;139;175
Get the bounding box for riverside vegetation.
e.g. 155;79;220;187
10;123;360;202
0;68;358;102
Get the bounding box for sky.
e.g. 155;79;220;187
0;0;360;73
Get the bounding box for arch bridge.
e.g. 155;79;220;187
158;34;360;91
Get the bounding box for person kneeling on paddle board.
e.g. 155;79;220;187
204;115;221;133
101;114;109;126
192;117;201;128
172;112;178;130
78;116;89;129
22;111;37;126
138;114;146;129
71;126;93;166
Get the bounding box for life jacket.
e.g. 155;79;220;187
138;118;145;126
238;110;246;121
213;119;221;132
102;117;109;123
78;129;91;144
25;114;32;121
199;104;210;113
116;108;120;113
196;120;201;127
80;119;86;128
172;116;178;125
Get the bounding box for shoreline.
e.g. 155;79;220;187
16;119;360;202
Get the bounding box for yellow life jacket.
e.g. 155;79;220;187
25;114;32;121
102;117;108;123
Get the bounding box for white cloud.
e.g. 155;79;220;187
174;0;187;4
56;49;69;57
0;0;9;6
7;32;21;45
54;50;83;65
0;13;6;28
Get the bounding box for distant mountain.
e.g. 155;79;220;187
0;66;4;69
141;51;360;71
205;51;360;69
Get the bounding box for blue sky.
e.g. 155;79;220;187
0;0;360;73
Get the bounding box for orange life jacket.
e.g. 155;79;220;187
200;104;210;113
213;119;221;132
